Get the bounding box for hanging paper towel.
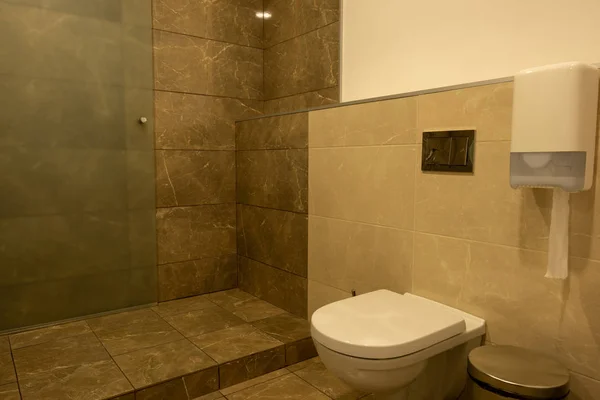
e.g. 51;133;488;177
546;189;569;279
510;62;599;279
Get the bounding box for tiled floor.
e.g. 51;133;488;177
0;289;318;400
199;357;366;400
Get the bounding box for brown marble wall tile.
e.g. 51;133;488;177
135;367;218;400
237;150;308;213
9;321;91;350
264;87;339;114
153;0;263;48
87;309;183;356
161;305;245;337
153;30;263;100
239;257;308;318
286;337;317;365
154;91;262;151
263;0;339;47
158;256;237;301
0;383;20;400
236;113;308;150
156;204;236;265
219;345;286;388
113;339;216;389
264;23;339;100
156;150;235;207
237;204;308;277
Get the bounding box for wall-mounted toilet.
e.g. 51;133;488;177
311;290;486;400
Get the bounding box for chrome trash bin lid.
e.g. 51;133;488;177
468;345;570;399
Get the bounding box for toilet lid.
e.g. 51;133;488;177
311;290;466;359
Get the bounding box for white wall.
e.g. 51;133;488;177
341;0;600;102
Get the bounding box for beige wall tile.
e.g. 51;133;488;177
309;97;418;147
308;280;351;320
414;141;552;250
412;233;469;307
308;216;413;295
457;242;563;353
556;257;600;379
417;82;513;142
309;146;417;229
570;372;600;400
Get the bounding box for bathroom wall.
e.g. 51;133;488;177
152;0;264;301
341;0;600;101
236;114;309;317
262;0;340;113
0;0;157;330
307;81;600;398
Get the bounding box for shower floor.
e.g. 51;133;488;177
0;289;324;400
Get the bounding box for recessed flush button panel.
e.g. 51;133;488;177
421;130;475;172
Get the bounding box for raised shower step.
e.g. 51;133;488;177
1;289;316;400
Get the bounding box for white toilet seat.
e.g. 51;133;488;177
311;290;467;360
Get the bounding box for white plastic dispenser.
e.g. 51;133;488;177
510;62;599;279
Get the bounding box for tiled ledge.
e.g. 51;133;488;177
1;289;317;400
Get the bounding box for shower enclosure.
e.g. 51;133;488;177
0;0;156;331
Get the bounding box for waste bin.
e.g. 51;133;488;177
464;345;570;400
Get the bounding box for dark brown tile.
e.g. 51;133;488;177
264;23;339;100
251;313;310;344
156;204;236;265
263;0;339;47
134;368;218;400
108;392;135;400
239;257;308;318
263;87;339;114
19;360;133;400
219;346;286;388
153;30;263;99
0;383;20;400
12;333;110;381
162;305;245;337
113;339;216;389
153;0;263;48
158;257;237;301
156;150;235;207
292;359;363;399
207;289;286;322
207;289;256;310
190;324;283;364
0;351;15;386
237;204;308;277
9;321;91;350
219;369;290;396
154;91;262;151
87;309;183;356
286;337;318;366
236;113;308;150
226;373;329;400
236;150;308;213
0;338;8;352
153;294;215;317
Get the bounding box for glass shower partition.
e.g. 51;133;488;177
0;0;157;331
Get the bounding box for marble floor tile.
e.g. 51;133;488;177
194;392;225;400
207;289;256;311
162;305;245;337
190;324;283;364
226;373;330;400
113;339;216;389
134;367;218;400
220;368;290;396
12;333;111;381
87;309;183;356
0;351;16;385
219;346;286;389
0;337;8;352
0;382;20;400
229;300;287;323
293;359;363;399
152;295;215;318
286;357;321;373
252;313;311;343
9;321;91;350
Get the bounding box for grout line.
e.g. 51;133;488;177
236;202;308;216
262;21;339;50
153;88;262;103
236;146;307;151
152;28;264;50
7;338;23;400
219;367;292;397
263;85;339;103
156;148;236;152
238;254;308;280
156;202;237;210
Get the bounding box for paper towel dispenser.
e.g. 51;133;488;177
510;62;599;192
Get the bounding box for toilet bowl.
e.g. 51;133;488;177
311;290;486;399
